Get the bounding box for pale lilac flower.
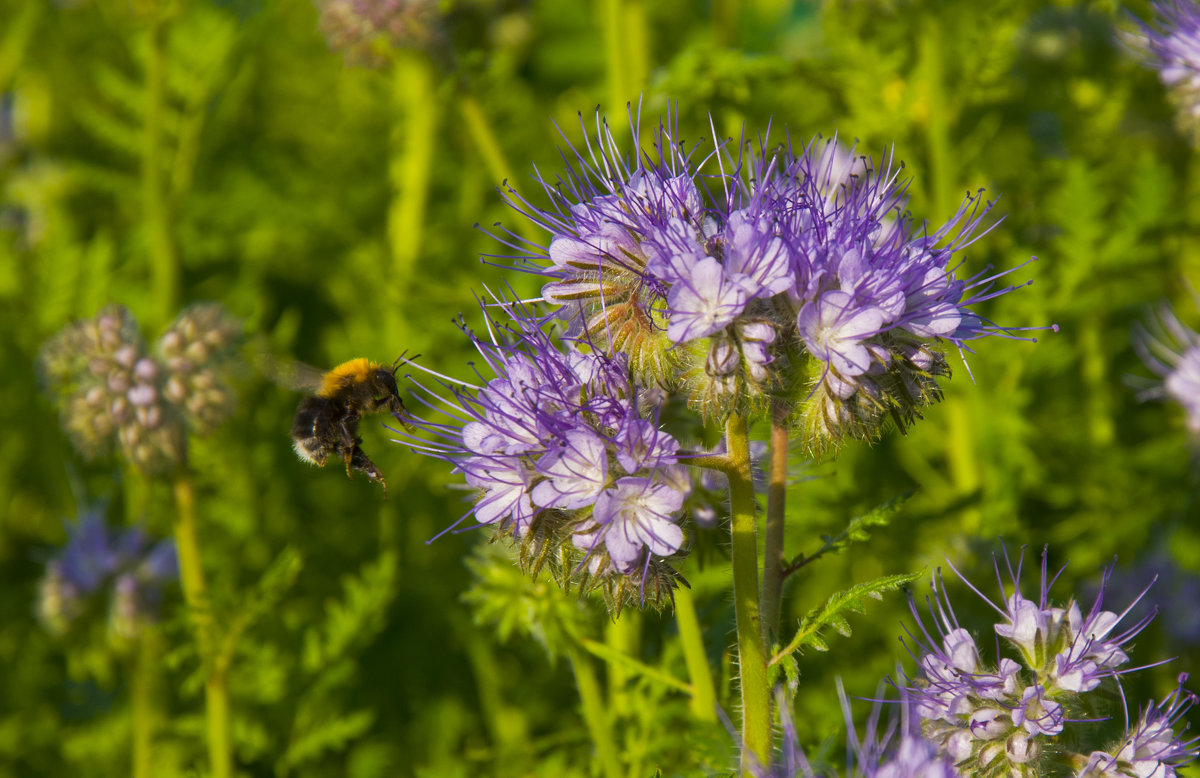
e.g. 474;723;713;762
1080;674;1200;778
1133;299;1200;436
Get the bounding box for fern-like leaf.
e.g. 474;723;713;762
771;572;918;665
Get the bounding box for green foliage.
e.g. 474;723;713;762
4;0;1200;775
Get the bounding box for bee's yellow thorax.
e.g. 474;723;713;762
318;358;377;398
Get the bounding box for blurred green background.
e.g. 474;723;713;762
2;0;1199;775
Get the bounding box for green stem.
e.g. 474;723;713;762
601;0;627;115
673;585;716;721
172;473;231;778
623;0;648;97
566;641;622;778
920;19;980;533
131;627;159;778
726;414;770;772
143;10;177;328
456;92;540;246
761;401;788;638
388;52;437;283
605;613;638;716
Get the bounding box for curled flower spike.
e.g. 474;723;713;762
397;295;690;610
497;111;1042;453
1133;298;1200;437
1079;674;1200;778
39;304;242;474
38;508;178;645
1129;1;1200;134
903;545;1189;778
317;0;442;65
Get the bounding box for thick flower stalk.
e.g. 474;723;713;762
1133;299;1200;437
1130;1;1200;131
38;508;178;646
399;299;691;608
904;547;1198;777
39;303;241;473
501;113;1038;455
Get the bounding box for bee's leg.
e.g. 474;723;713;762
349;446;387;498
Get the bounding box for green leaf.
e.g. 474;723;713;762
302;551;397;673
771;572;919;665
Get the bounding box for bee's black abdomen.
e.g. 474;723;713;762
292;395;335;465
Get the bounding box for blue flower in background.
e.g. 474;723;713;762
38;508;177;642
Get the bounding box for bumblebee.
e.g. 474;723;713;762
290;358;412;496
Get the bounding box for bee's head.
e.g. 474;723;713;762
374;367;400;401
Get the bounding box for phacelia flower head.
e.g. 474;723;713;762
399;296;690;609
903;545;1196;778
1129;1;1200;133
317;0;442;66
38;507;178;646
39;303;241;474
500;111;1041;455
1133;299;1200;437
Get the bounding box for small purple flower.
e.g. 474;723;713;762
798;291;885;378
1133;299;1200;436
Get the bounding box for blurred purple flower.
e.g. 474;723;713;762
38;508;177;640
1130;1;1200;126
1133;299;1200;437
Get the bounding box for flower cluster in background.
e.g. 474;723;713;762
38;508;177;647
317;0;441;65
39;303;241;473
1133;298;1200;438
905;548;1199;778
504;114;1037;455
403;300;691;606
1131;1;1200;131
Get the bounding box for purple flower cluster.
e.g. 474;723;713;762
39;304;241;473
39;509;177;645
1131;1;1200;128
1133;299;1200;437
904;548;1198;777
401;300;690;605
503;113;1035;452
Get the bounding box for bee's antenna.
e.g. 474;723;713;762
391;351;421;375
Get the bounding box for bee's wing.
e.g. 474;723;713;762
250;345;327;393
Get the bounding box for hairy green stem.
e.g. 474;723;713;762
143;11;177;328
131;627;159;778
172;473;231;778
762;401;788;638
726;413;770;771
566;641;622;778
388;52;437;282
673;584;716;721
